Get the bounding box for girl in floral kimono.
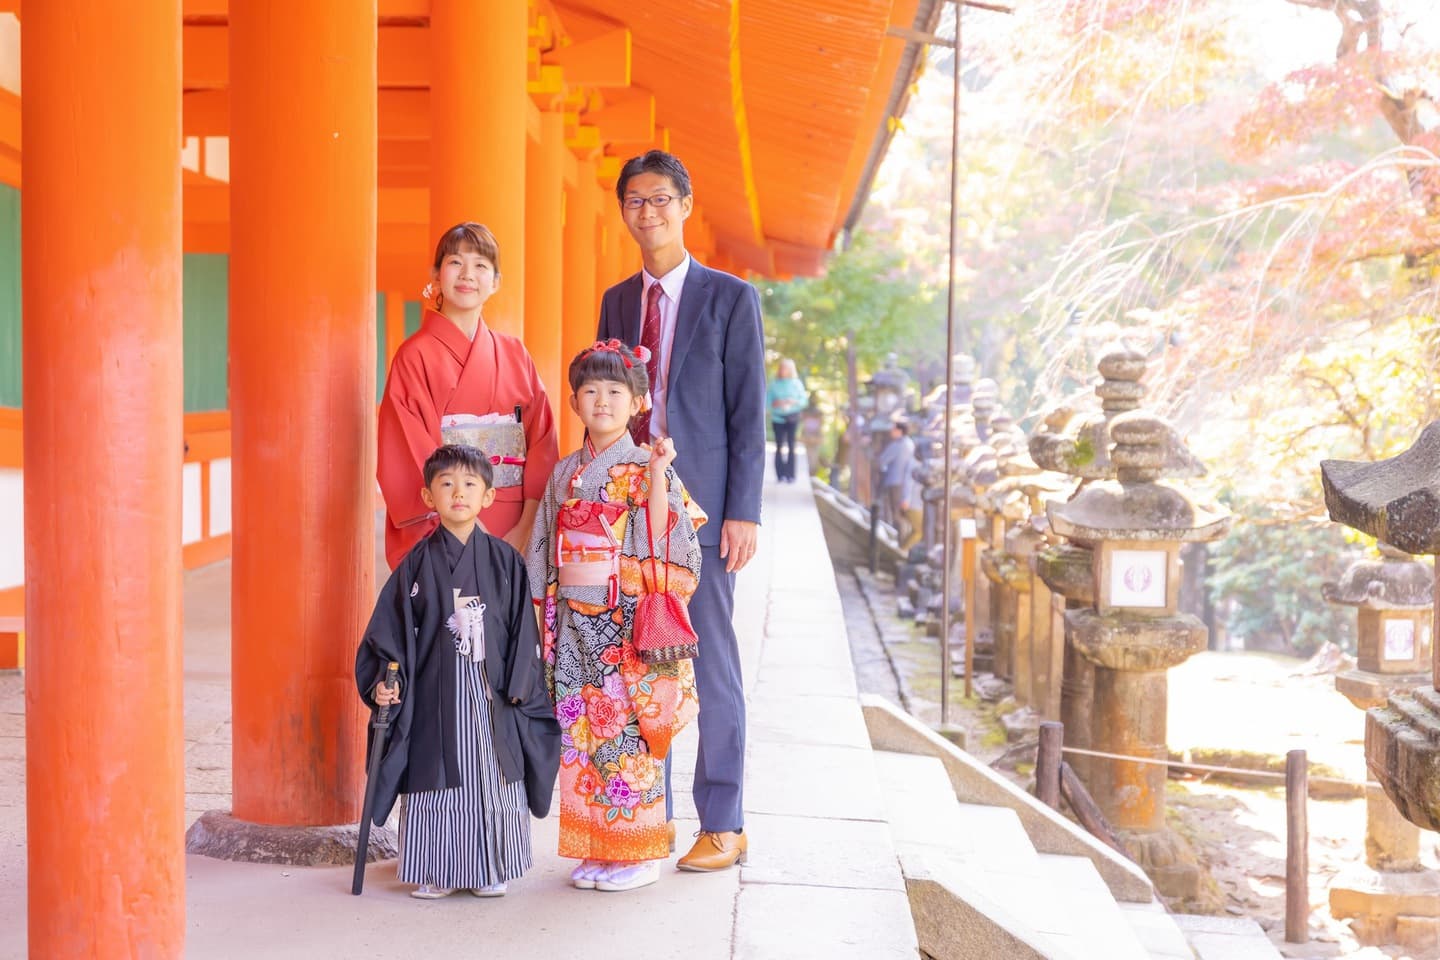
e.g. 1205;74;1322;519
526;339;705;893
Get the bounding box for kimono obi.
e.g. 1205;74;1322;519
441;413;527;494
555;498;628;605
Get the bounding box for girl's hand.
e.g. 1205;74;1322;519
650;437;677;476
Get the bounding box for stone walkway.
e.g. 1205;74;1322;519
0;468;918;958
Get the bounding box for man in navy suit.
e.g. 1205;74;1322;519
598;150;765;871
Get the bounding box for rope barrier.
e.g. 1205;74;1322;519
1058;745;1374;790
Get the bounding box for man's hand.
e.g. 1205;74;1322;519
719;519;759;573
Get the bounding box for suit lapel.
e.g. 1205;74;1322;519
618;274;644;344
666;260;713;397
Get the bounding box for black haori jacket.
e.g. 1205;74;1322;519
355;528;560;824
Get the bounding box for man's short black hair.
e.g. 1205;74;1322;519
616;150;693;203
422;444;495;488
892;421;909;436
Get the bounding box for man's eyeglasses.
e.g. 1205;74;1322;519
622;194;681;210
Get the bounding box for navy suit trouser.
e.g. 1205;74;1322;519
665;541;746;833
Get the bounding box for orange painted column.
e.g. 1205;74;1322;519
229;0;377;826
430;0;529;336
561;159;602;452
524;112;566;421
21;2;185;956
385;290;407;367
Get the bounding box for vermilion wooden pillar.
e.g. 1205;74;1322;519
21;2;185;955
524;112;566;419
561;159;601;452
229;0;377;826
430;0;529;336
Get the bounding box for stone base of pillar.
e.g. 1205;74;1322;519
1118;827;1206;902
185;810;398;866
1329;863;1440;949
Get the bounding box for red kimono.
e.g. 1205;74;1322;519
378;309;560;569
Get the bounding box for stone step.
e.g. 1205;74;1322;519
1169;915;1283;960
1118;900;1196;959
876;750;1155;960
863;694;1155;904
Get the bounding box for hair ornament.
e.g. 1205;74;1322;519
634;345;652;365
583;338;635;368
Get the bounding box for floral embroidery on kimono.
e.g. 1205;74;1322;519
526;433;706;862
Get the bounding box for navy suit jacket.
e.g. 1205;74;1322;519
598;259;766;547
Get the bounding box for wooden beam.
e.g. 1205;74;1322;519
542;27;630;87
186;25;451;89
182;0;430;18
186;88;430;139
185;183;428;225
590;90;653;145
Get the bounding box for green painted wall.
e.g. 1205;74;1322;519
405;301;422;337
183;254;229;412
0;185;20;408
376;292;387;403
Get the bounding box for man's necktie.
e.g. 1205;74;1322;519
630;282;663;445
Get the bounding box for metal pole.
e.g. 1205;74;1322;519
938;0;964;728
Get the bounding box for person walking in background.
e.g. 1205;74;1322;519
798;394;825;480
766;358;808;483
597;149;766;873
877;420;916;546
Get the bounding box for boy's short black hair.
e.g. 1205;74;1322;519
568;341;650;396
892;421;909;436
615;150;693;203
423;444;495;488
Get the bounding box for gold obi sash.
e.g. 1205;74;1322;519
441;412;527;492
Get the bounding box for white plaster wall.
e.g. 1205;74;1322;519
182;462;202;544
209;458;231;536
0;467;22;589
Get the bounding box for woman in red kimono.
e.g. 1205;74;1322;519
378;222;560;568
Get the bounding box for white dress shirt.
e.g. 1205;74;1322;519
639;253;691;439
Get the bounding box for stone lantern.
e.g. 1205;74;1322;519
1321;422;1440;834
1324;546;1440;949
1029;349;1207;790
1047;410;1231;898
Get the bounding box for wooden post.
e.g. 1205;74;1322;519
1286;749;1310;944
963;533;978;699
229;0;376;826
1036;721;1063;810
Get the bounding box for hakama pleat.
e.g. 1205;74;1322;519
398;652;532;888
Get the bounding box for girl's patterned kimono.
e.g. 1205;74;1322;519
526;432;705;863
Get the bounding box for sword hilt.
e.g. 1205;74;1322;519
376;661;399;728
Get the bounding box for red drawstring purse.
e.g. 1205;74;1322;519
633;500;700;664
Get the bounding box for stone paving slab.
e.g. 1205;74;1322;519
747;692;871;750
743;740;885;821
738;812;906;891
733;885;917;960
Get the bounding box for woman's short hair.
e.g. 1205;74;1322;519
431;222;501;276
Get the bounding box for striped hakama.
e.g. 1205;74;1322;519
398;651;532;888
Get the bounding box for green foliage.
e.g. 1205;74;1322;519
1207;500;1357;656
757;230;944;399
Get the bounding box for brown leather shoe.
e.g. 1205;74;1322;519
666;820;676;853
676;831;747;872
